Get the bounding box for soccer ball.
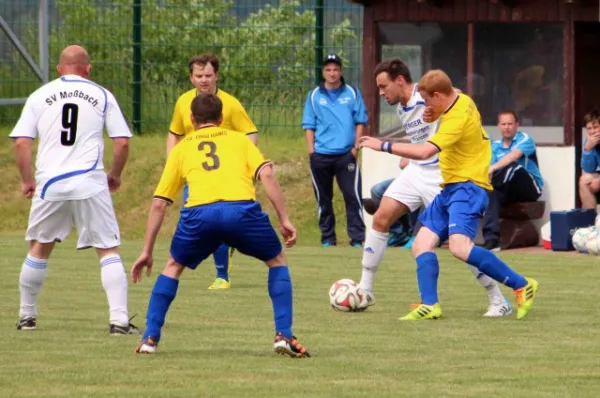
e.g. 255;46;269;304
584;234;600;255
329;279;366;312
572;227;595;252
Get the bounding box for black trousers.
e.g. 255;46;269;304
309;151;365;244
482;162;542;242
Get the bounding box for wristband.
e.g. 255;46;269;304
381;141;393;153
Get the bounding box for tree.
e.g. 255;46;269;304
1;0;357;133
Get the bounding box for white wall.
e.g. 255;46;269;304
361;146;576;243
483;125;563;144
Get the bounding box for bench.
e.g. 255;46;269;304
362;198;545;249
498;201;545;250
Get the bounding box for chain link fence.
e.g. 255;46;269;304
0;0;363;135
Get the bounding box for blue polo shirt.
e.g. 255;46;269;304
491;131;544;191
581;142;600;173
301;81;368;155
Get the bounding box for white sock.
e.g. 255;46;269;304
467;265;503;301
359;230;389;292
19;255;49;318
100;254;129;326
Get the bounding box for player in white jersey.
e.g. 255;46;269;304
9;45;139;334
358;58;511;317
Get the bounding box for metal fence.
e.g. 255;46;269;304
0;0;363;135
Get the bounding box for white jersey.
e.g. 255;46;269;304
9;74;132;201
396;84;440;167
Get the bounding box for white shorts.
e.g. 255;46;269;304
26;189;121;249
383;163;443;211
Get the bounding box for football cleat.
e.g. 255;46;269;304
16;316;36;331
484;296;512;317
273;332;310;358
110;322;140;335
399;303;442;320
134;337;158;354
208;277;231;290
110;314;140;335
514;278;539;320
357;289;375;310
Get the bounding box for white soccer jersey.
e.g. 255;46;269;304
9;74;132;201
396;84;440;166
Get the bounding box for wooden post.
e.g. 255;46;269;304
467;23;474;97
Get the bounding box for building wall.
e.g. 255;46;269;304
356;0;599;226
360;0;599;142
367;0;598;23
361;145;576;244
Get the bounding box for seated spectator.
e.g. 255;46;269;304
480;110;544;251
579;110;600;209
369;158;417;248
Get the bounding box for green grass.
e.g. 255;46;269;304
0;127;353;244
1;236;600;397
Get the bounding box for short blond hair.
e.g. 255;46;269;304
418;69;454;96
584;110;600;125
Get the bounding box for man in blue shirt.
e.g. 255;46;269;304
302;54;368;247
579;111;600;208
481;110;544;251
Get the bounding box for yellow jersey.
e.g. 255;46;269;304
154;126;271;207
428;94;492;190
169;88;257;137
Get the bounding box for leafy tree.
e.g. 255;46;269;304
1;0;357;133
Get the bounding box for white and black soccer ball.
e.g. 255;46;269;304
585;234;600;255
329;279;366;312
572;227;595;252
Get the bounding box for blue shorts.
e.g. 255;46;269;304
418;181;489;243
170;201;282;269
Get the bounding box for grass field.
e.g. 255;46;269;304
1;235;600;397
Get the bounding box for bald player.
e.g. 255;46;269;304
9;45;139;334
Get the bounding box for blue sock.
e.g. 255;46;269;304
466;246;527;290
213;243;230;281
268;266;293;339
143;274;179;342
416;252;440;305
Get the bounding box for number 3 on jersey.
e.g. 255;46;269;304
61;103;79;146
198;141;220;171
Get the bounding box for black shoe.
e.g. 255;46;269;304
480;240;501;252
16;316;36;330
110;314;140;335
110;322;140;335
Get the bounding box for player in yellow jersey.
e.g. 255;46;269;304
131;93;310;357
359;70;539;321
167;54;259;290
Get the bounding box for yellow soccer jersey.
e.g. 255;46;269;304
154;126;271;207
169;88;257;137
428;94;492;190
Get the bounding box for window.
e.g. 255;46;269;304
377;22;563;143
378;23;467;137
474;24;563;143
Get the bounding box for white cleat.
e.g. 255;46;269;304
357;289;376;311
134;337;158;354
484;296;512;317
